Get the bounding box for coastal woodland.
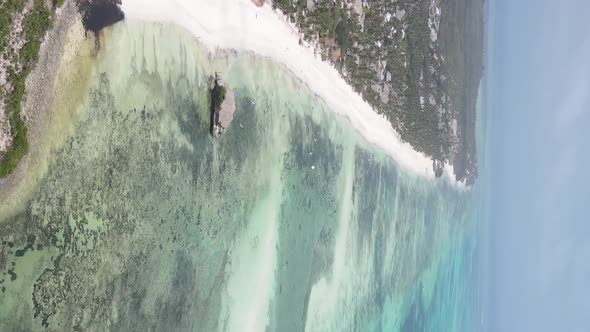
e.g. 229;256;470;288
272;0;484;184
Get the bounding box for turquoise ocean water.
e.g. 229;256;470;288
0;21;485;331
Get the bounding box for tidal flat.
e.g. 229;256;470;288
0;22;478;331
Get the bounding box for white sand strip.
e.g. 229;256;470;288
219;190;280;332
120;0;442;179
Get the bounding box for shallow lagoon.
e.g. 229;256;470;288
0;22;478;331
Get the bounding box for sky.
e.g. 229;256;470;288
490;0;590;331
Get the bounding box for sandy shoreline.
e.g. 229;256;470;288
120;0;446;180
0;0;461;212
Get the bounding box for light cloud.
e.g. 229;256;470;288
555;77;590;132
492;1;590;331
520;23;590;329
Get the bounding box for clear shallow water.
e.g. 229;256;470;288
0;22;480;331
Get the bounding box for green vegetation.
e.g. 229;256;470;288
272;0;484;183
395;1;443;159
438;0;484;183
0;0;54;177
335;14;351;52
272;1;446;157
0;0;27;51
210;77;226;113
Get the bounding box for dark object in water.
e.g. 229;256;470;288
79;0;125;34
209;73;226;138
209;73;236;138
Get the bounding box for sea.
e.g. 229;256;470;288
0;21;489;332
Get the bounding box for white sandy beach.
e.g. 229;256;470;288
120;0;444;179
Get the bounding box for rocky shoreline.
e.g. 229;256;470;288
0;1;78;201
0;0;124;181
0;1;103;216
